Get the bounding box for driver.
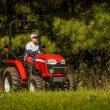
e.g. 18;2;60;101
26;33;41;57
25;34;41;76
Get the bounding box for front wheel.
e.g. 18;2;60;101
67;74;78;90
28;76;44;92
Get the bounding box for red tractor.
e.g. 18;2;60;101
1;20;77;92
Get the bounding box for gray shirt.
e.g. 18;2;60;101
26;42;39;52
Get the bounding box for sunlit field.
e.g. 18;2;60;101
0;89;110;110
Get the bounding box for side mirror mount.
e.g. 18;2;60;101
41;45;45;52
4;45;9;52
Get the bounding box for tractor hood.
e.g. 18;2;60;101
36;54;64;62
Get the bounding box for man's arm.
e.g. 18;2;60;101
26;43;32;51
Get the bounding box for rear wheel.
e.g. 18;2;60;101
28;76;44;92
2;67;21;92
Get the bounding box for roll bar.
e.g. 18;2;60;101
9;20;41;49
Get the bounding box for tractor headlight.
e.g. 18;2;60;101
46;59;57;65
60;60;65;64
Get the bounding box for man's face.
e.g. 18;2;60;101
32;37;38;43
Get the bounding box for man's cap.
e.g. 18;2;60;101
30;34;39;38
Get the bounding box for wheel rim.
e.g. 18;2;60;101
29;81;36;92
4;76;11;92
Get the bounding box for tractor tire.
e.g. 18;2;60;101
28;76;44;92
63;77;70;90
2;67;21;92
67;74;78;91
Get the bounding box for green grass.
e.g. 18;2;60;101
0;89;110;110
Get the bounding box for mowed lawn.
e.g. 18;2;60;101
0;89;110;110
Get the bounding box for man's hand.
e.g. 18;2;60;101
26;50;37;57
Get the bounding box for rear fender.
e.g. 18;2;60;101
7;60;28;81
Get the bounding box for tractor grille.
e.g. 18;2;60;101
47;62;65;73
